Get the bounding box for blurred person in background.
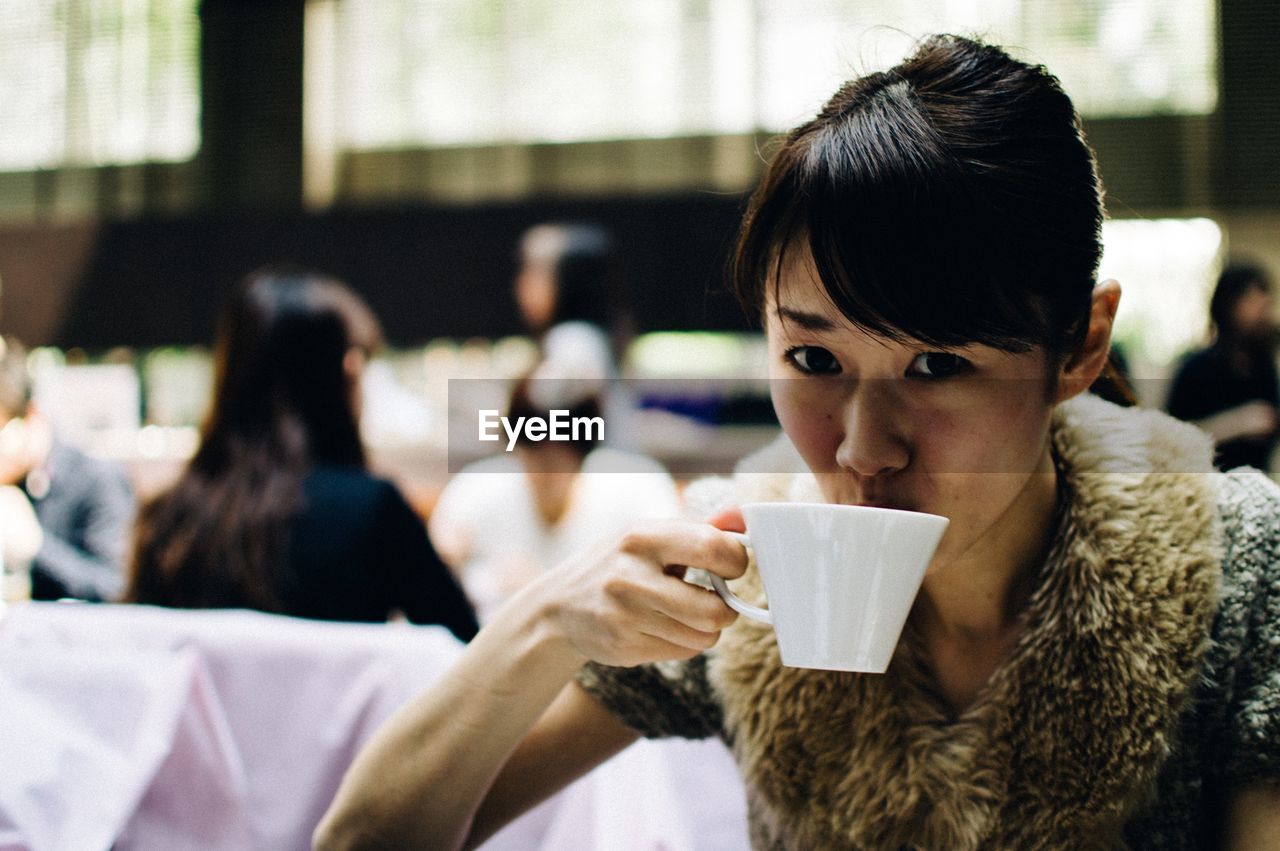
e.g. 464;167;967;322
0;335;134;601
429;376;679;623
126;267;478;640
516;223;638;444
516;222;630;380
1166;263;1279;471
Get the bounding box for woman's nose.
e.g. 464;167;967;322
833;382;909;477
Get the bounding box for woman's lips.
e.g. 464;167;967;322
850;499;914;511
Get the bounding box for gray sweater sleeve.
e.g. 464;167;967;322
1214;470;1280;786
576;654;723;740
30;446;135;602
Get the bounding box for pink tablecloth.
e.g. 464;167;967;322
0;603;747;851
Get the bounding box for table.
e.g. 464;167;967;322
0;603;748;850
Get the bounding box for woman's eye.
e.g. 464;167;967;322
785;346;841;375
908;352;968;379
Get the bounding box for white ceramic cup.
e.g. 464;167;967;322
710;502;949;672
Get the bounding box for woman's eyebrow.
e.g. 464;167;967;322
775;306;839;331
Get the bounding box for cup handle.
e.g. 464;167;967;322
709;531;772;625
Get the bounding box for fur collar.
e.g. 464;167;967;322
693;395;1224;849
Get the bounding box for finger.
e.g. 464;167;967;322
639;576;739;633
638;611;722;653
618;520;749;581
615;634;707;666
600;553;737;632
706;505;745;533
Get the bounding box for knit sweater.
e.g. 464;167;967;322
577;395;1280;849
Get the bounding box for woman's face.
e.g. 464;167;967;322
516;261;557;332
765;249;1058;574
1231;283;1274;341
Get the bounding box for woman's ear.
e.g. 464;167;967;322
342;346;366;382
342;346;367;420
1055;279;1122;404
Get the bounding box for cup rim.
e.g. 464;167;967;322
739;500;949;525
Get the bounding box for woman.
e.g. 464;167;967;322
316;37;1280;848
515;222;629;375
127;267;478;640
1166;263;1279;471
515;222;639;444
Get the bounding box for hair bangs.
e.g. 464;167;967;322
800;173;1047;354
732;45;1087;355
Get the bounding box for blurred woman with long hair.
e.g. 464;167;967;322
127;267;478;640
515;223;639;445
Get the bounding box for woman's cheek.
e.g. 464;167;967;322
779;408;840;473
915;388;1044;475
906;404;975;473
772;384;840;467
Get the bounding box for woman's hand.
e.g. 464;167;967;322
0;484;43;567
0;417;36;486
315;514;750;851
1199;400;1280;443
513;517;749;668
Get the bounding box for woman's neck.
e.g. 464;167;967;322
530;474;578;527
916;446;1061;642
518;446;587;528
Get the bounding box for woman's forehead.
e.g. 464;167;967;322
767;245;828;304
763;250;1043;366
764;246;863;332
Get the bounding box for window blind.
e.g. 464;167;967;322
0;0;200;171
319;0;1217;152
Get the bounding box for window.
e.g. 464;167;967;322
316;0;1217;152
1099;217;1223;374
756;0;1217;128
0;0;200;171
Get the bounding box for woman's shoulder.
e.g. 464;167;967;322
450;454;524;477
681;433;822;518
298;467;432;559
1218;466;1280;513
1215;468;1280;586
581;446;672;476
1054;394;1216;474
1197;468;1280;788
306;464;391;495
303;466;410;519
1207;468;1280;672
543;320;611;356
432;454;525;515
538;320;614;379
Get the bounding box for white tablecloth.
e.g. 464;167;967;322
0;603;748;851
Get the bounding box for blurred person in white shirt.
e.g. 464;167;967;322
430;377;679;623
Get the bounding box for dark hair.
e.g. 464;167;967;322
1209;263;1270;341
0;335;31;418
521;223;631;357
506;375;603;459
127;266;382;610
733;35;1112;383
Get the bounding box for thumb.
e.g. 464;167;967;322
706;505;745;533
